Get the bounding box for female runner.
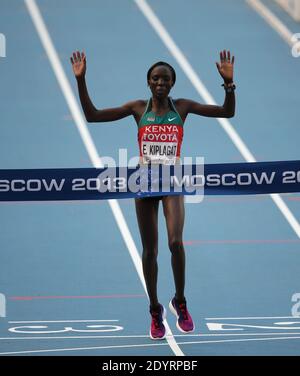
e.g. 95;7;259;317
71;51;235;340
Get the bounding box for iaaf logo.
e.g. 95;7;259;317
0;33;6;58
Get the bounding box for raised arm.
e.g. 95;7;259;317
176;50;235;120
70;51;136;122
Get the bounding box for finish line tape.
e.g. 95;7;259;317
0;160;299;202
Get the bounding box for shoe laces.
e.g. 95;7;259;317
151;309;162;329
178;302;188;320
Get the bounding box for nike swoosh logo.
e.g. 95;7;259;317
168;117;177;122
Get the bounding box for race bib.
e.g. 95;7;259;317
142;141;177;165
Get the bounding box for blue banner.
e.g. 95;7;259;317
0;160;300;202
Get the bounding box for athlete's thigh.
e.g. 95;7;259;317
162;195;185;240
135;197;160;248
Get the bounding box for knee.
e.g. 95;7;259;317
142;246;158;260
168;239;184;254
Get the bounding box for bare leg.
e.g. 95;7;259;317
162;195;186;302
135;197;160;309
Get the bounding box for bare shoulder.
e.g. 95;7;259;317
172;98;191;121
133;99;148;109
173;98;195;105
128;99;147;117
173;98;206;112
123;99;147;123
173;98;191;110
122;99;145;109
173;98;189;104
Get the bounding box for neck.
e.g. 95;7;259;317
151;96;169;113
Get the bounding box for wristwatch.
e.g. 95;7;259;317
222;82;236;93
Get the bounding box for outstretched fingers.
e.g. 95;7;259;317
227;50;235;64
220;50;224;63
219;50;235;64
70;50;83;64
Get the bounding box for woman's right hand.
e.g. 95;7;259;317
70;51;86;78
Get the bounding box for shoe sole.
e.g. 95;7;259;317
169;299;195;333
149;306;167;340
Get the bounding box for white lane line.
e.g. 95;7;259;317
178;335;300;346
0;342;170;355
134;0;300;238
206;315;300;320
9;320;119;323
246;3;300;235
246;0;295;47
1;332;300;340
1;335;300;355
24;0;183;357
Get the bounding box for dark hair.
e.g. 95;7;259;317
147;61;176;84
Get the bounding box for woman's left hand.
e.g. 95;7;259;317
216;50;235;83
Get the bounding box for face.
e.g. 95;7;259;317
148;65;174;98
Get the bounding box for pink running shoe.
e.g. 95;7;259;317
149;304;167;340
169;297;194;333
